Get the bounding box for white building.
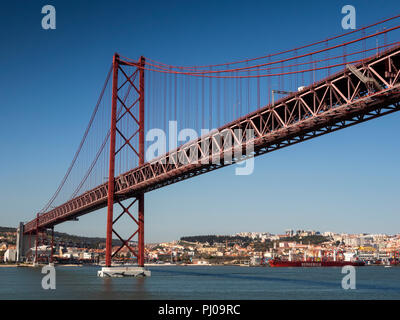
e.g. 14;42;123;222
250;256;261;265
83;252;94;259
344;237;361;247
4;249;17;262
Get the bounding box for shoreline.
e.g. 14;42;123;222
0;262;397;268
0;265;20;267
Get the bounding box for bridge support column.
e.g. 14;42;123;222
35;214;39;264
101;54;149;276
16;222;31;263
105;53;119;268
138;193;144;267
50;227;54;264
137;56;145;268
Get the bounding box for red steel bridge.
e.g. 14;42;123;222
21;15;400;267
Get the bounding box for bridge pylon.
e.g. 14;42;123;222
103;53;149;276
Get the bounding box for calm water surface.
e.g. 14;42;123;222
0;265;399;299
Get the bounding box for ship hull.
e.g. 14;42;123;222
269;260;365;267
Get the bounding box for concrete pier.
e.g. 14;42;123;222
97;266;151;278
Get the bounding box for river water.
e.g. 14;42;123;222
0;265;399;299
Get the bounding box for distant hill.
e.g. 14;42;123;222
52;231;122;248
180;235;252;245
0;226;123;248
180;234;331;248
0;226;16;233
278;235;331;245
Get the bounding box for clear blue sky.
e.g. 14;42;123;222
0;0;399;242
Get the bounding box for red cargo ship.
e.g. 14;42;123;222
268;259;365;267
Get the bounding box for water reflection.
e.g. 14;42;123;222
100;275;151;299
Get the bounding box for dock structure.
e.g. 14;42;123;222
97;266;151;277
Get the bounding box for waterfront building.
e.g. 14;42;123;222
0;242;7;250
3;248;17;262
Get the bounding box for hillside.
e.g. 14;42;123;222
0;226;122;248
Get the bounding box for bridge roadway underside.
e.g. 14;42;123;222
23;45;400;234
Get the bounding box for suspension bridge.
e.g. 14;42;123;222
16;15;400;276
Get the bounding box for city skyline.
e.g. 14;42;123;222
2;224;399;244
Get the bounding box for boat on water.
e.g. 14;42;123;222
265;249;366;267
268;259;365;267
